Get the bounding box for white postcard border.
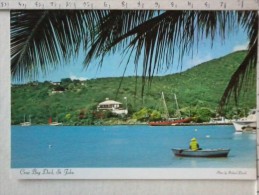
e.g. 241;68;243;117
6;2;259;184
12;168;256;180
0;3;258;195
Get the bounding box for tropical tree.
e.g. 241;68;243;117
11;10;258;110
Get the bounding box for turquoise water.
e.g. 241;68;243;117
11;125;256;168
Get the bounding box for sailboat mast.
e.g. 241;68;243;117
174;94;181;118
162;92;169;120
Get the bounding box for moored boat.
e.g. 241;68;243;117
149;117;192;126
49;122;63;126
209;116;232;125
20;115;31;126
20;121;31;126
172;148;230;157
48;117;62;126
148;92;192;126
232;109;256;132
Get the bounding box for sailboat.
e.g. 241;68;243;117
49;117;62;126
20;115;31;126
148;92;192;126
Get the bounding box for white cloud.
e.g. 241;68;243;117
70;75;88;81
233;42;248;52
185;54;212;69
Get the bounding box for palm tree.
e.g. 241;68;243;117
11;10;258;110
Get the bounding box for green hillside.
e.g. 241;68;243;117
11;50;256;125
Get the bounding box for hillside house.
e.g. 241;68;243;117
50;82;61;86
97;98;128;115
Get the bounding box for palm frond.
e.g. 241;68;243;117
11;10;258;110
84;11;248;97
219;43;257;109
11;10;107;81
88;11;238;70
219;11;258;109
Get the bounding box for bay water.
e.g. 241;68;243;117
11;125;256;168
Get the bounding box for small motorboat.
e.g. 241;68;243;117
172;148;230;157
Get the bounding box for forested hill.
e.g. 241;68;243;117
11;50;256;125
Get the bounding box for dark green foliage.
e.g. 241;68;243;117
11;51;255;125
132;108;154;122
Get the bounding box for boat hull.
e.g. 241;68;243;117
20;122;31;126
172;148;230;157
49;122;63;126
232;109;256;132
232;121;256;132
149;118;192;126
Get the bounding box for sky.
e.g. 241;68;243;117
27;19;249;83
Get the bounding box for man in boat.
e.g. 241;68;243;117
189;138;200;151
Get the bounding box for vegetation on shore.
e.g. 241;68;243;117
11;51;256;125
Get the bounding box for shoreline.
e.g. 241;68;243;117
12;122;233;127
173;122;233;126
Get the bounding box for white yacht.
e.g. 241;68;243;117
49;122;63;126
209;116;231;124
20;115;31;126
232;109;256;132
49;117;62;126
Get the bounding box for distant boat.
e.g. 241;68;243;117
172;148;230;157
209;116;232;124
149;117;192;126
149;92;192;126
49;117;62;126
20;115;31;126
232;109;256;132
49;122;63;126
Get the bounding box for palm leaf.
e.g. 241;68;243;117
84;11;256;103
11;10;107;81
85;11;235;72
219;11;258;109
11;10;258;110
